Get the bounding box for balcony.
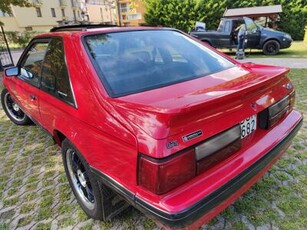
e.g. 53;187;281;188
32;0;43;6
59;0;67;7
71;1;81;9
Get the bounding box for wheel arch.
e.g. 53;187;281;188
200;39;213;46
53;129;67;146
261;38;281;47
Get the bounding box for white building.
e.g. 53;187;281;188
0;0;117;32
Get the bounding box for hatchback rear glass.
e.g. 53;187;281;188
84;30;235;97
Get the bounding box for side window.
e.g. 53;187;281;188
224;21;231;33
244;17;258;32
19;42;49;87
41;37;75;106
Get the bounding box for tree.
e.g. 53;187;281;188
0;0;31;14
195;0;227;30
144;0;199;32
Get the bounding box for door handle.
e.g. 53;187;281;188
30;94;36;100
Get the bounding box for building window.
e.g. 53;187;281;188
25;27;33;31
73;10;76;21
51;8;56;17
127;13;142;20
61;8;65;17
120;3;129;12
36;7;42;17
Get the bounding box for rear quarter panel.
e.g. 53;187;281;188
37;34;139;191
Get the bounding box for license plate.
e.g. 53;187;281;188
240;115;257;139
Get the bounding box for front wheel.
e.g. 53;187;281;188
262;40;280;55
1;88;32;125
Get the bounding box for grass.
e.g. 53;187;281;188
0;69;306;229
220;41;307;58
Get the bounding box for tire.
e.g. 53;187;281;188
61;139;104;220
1;88;32;125
262;40;280;55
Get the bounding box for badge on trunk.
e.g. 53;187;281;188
182;130;203;142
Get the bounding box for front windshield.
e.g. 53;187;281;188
84;30;235;97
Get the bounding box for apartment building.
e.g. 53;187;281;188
118;0;145;26
0;0;117;32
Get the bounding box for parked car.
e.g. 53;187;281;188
190;17;293;55
1;25;302;229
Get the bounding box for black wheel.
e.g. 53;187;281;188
62;139;104;220
262;40;280;55
1;88;32;125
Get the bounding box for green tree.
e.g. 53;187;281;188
144;0;199;32
0;0;31;14
195;0;227;30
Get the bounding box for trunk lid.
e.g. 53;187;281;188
110;64;289;140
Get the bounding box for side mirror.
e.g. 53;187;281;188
5;67;19;77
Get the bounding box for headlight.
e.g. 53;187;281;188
284;33;292;40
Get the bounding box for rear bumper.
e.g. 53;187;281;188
92;111;303;229
135;113;303;229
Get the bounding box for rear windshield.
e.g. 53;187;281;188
84;30;234;97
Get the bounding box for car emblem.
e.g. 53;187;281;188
182;130;203;142
285;83;293;89
166;140;179;149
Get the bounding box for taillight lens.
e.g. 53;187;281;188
138;125;242;194
138;149;196;194
259;92;294;129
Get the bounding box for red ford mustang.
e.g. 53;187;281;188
1;25;302;229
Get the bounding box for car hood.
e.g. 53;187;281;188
109;64;289;140
261;27;288;37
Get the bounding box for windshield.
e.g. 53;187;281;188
84;30;235;97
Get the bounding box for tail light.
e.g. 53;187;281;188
138;149;196;194
138;125;241;194
259;91;295;129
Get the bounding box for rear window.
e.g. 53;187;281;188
84;30;234;97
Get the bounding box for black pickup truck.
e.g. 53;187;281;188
190;17;292;55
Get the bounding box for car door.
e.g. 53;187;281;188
244;17;261;48
215;19;233;48
9;39;50;123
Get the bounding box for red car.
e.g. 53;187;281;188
1;25;302;229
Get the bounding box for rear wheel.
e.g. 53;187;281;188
62;139;103;220
61;139;129;220
262;40;280;55
1;88;32;125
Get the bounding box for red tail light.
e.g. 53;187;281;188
138;125;242;194
138;149;196;194
259;91;295;129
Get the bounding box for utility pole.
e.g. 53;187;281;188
116;0;122;26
